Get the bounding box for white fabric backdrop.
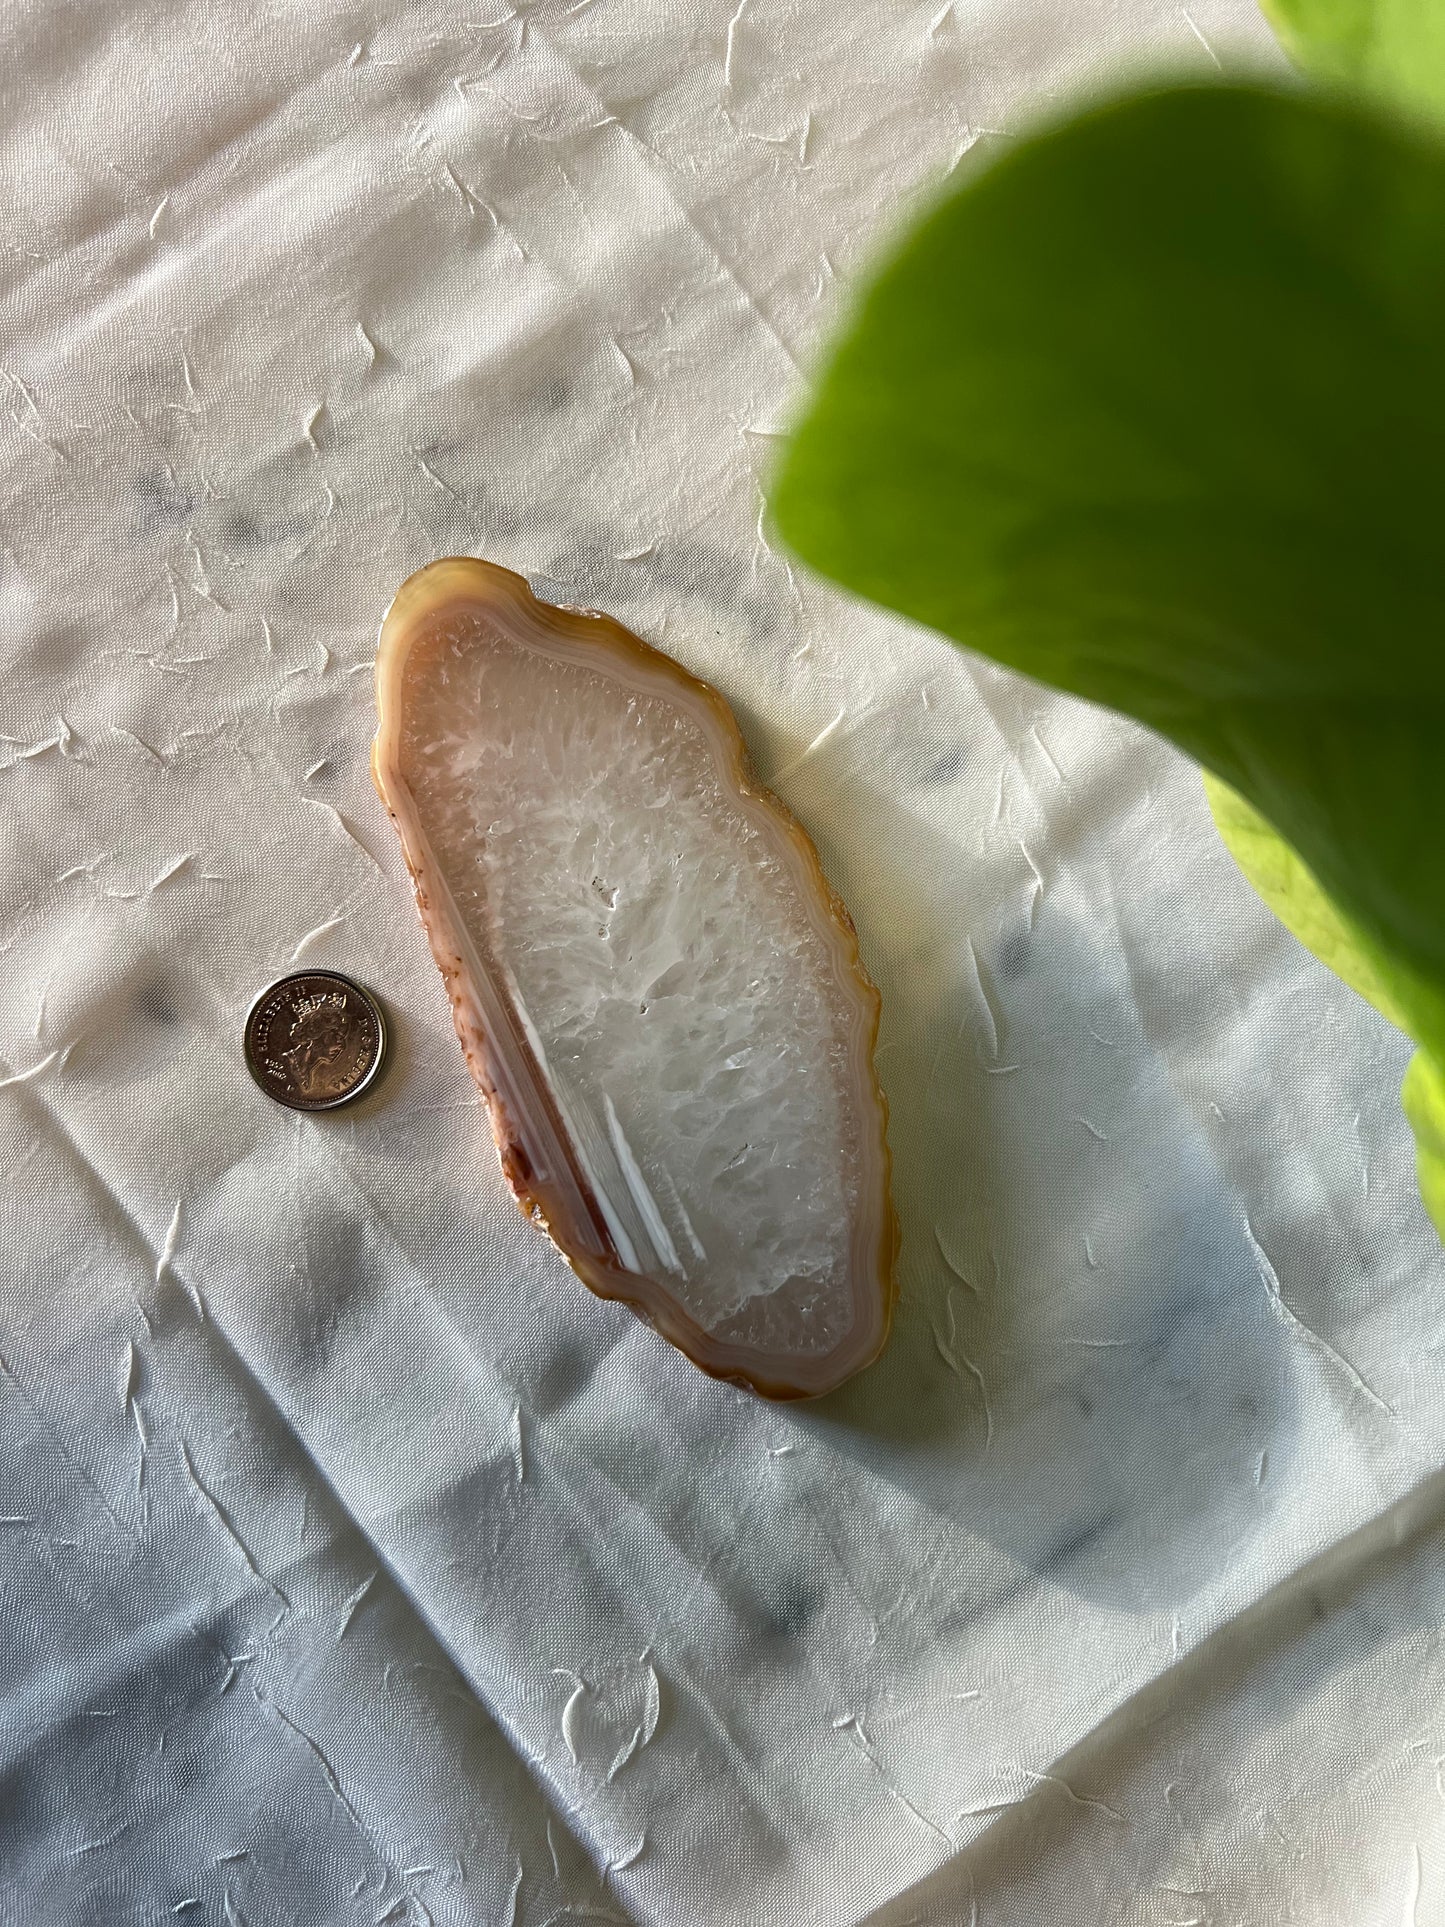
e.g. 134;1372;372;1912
3;1;1443;1922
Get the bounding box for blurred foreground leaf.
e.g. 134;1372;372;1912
1263;0;1445;127
775;83;1445;1230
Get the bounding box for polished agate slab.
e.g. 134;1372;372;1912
372;558;896;1397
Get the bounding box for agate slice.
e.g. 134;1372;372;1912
372;558;896;1398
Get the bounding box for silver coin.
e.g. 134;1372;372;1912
244;970;387;1112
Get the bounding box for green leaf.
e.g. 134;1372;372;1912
1205;773;1445;1229
1262;0;1445;129
773;82;1445;1229
1201;772;1411;1034
1403;1049;1445;1232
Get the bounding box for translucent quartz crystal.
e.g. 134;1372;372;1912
373;559;896;1397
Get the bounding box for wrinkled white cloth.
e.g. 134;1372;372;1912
3;2;1442;1923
